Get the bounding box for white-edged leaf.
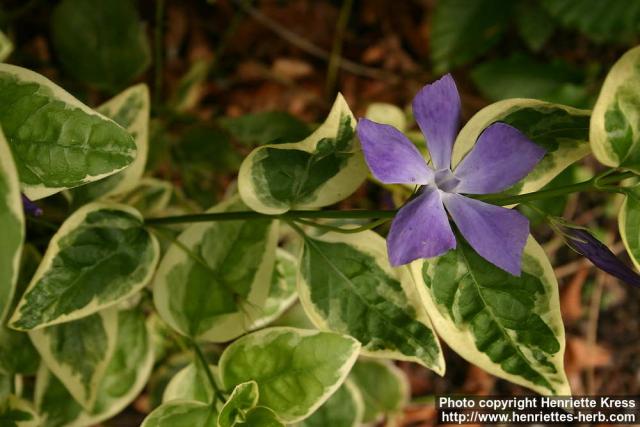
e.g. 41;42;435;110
163;363;219;404
35;307;154;427
218;381;259;427
348;358;409;424
9;202;160;330
295;380;364;427
0;127;24;322
248;248;298;331
452;99;591;197
238;94;367;215
297;230;444;372
29;308;119;410
365;103;407;132
141;400;218;427
70;84;150;204
118;177;173;217
590;46;640;172
0;64;136;200
411;237;570;395
153;196;278;342
0;395;40;427
619;188;640;270
218;327;360;423
0;31;13;62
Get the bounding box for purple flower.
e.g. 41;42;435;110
356;74;545;275
21;194;43;217
554;220;640;288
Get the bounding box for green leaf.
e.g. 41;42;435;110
10;203;160;330
298;231;444;372
29;308;118;409
51;0;151;89
218;327;360;423
238;94;367;215
411;237;570;395
430;0;512;72
0;128;24;322
590;46;640;172
0;31;13;62
35;307;154;426
220;111;310;147
541;0;640;43
153;196;278;342
218;381;259;427
248;249;298;331
515;0;555;52
619;188;640;271
470;55;589;108
162;363;219;404
295;380;364;427
118;178;173;217
70;84;151;204
452;99;591;197
141;400;218;427
0;395;39;427
0;64;136;200
348;359;408;423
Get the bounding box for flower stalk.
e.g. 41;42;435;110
144;170;634;226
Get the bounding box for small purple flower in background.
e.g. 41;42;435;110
21;194;43;217
356;74;546;275
552;219;640;288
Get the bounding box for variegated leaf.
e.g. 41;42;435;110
71;84;150;204
0;64;136;200
590;45;640;172
35;307;154;426
162;363;219;404
238;94;367;214
0;128;24;323
218;381;259;427
348;358;409;424
153;197;278;342
295;380;364;427
218;327;360;423
411;237;570;395
249;248;298;331
297;230;444;372
10;203;160;330
29;309;119;409
0;395;40;427
141;400;218;427
452;99;590;197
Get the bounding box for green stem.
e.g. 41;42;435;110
143;170;635;225
191;340;226;404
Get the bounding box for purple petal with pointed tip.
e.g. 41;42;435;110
453;123;546;194
387;187;456;266
442;193;529;275
357;118;433;185
412;74;461;170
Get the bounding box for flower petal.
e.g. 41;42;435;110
357;118;433;185
412;74;461;170
453;123;546;194
442;193;529;275
387;187;455;266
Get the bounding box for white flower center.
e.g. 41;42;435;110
434;168;460;192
